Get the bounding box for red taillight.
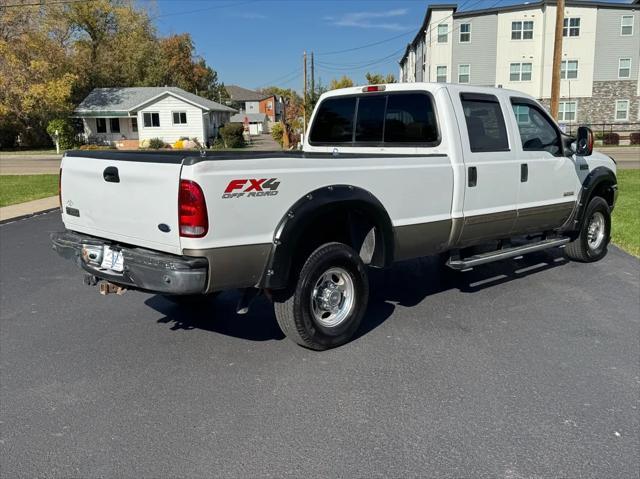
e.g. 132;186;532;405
362;85;386;93
58;168;62;211
178;179;208;238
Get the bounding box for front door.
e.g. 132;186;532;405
455;92;520;246
509;98;581;234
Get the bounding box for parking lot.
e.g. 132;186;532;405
1;212;638;478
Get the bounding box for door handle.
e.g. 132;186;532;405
103;166;120;183
468;166;477;187
521;163;528;182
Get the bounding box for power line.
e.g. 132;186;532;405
152;0;257;19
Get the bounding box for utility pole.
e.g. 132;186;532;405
303;51;307;141
311;52;315;106
550;0;565;119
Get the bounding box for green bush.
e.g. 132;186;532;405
46;118;77;150
220;124;245;148
148;138;167;149
603;132;619;145
630;132;640;145
79;144;116;150
271;122;284;147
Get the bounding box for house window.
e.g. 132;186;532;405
563;17;580;36
558;101;577;122
621;15;634;35
615;100;629;120
560;60;578;79
436;65;447;83
267;101;273;109
131;118;138;133
512;20;534;40
458;64;470;83
459;23;471;42
437;24;448;43
510;63;532;81
619;58;631;78
172;112;187;124
143;112;160;127
109;118;120;133
96;118;107;133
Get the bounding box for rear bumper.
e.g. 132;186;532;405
51;231;208;295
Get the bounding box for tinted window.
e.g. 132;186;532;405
355;96;385;142
384;94;438;143
511;102;561;156
96;118;106;133
461;96;509;152
109;118;120;133
309;97;356;143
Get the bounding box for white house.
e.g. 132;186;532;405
74;87;237;148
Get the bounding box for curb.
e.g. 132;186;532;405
0;207;59;226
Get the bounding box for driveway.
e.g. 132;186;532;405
1;212;638;478
0;153;62;175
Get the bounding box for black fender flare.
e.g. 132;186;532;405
571;166;617;231
259;185;395;289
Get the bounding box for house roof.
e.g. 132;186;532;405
74;87;236;116
230;112;268;123
225;85;267;102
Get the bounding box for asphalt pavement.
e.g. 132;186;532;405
1;212;638;478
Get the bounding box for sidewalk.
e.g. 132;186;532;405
0;196;58;223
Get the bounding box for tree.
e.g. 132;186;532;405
329;76;354;90
365;72;397;85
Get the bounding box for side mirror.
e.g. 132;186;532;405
576;126;593;156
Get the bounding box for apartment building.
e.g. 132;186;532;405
398;0;640;126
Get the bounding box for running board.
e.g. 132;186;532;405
446;237;570;270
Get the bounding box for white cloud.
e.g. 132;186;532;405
325;9;409;31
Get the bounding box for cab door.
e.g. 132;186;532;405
508;98;581;234
454;92;520;246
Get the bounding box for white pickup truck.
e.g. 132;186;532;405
52;83;617;350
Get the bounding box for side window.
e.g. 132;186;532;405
309;97;356;144
511;101;562;156
460;94;509;152
355;96;385;142
384;93;438;143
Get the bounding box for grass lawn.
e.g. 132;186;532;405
0;175;59;207
612;169;640;257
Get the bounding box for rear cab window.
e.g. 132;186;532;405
308;91;440;146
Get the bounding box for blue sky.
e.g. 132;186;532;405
143;0;630;91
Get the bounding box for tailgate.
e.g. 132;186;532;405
60;153;183;255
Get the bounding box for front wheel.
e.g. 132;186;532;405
274;242;369;350
565;196;611;262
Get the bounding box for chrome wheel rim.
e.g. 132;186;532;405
311;267;355;328
587;211;606;251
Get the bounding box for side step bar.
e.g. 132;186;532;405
446;237;571;270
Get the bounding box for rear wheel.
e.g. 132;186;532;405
565;196;611;262
274;242;369;350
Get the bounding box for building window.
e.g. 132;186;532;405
437;24;448;43
621;15;634;36
511;20;533;40
458;64;470;83
96;118;107;133
109;118;120;133
619;58;631;78
510;63;532;81
563;17;580;36
615;100;629;120
172;111;187;124
459;23;471;42
131;117;138;133
558;101;577;122
436;65;447;82
560;60;578;79
143;112;160;127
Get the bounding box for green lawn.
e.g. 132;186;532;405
0;175;59;207
612;170;640;257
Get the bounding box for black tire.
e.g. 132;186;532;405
565;196;611;262
273;242;369;350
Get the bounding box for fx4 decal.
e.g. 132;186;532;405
222;178;280;198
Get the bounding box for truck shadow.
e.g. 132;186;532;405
145;249;568;343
